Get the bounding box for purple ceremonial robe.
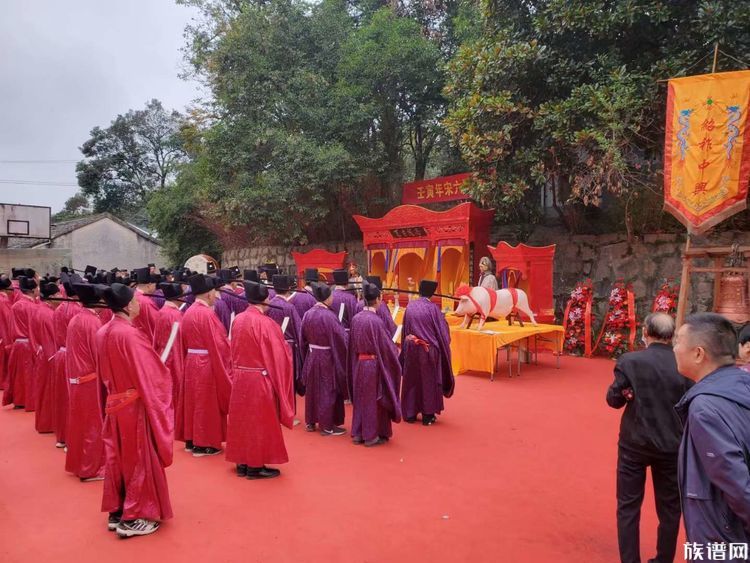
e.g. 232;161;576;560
266;295;305;395
181;288;195;312
152;288;166;310
348;310;402;442
355;300;397;338
400;297;455;418
301;304;347;430
214;296;232;334
331;288;358;329
222;287;248;317
289;289;316;320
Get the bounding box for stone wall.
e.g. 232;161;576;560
224;227;750;323
223;241;366;274
0;248;71;276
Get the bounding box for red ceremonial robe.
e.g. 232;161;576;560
97;315;174;522
3;295;38;409
0;292;14;390
153;303;184;426
226;306;294;467
33;302;58;433
52;301;81;444
179;299;232;449
133;290;158;342
65;308;106;479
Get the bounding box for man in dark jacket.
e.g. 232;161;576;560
607;312;693;563
674;313;750;561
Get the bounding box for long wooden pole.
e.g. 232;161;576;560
676;235;691;327
712;42;720;73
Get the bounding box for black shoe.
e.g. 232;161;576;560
364;437;386;447
184;440;194;452
320;426;346;436
193;446;221;457
246;466;281;480
13;405;24;410
305;423;316;432
108;511;122;531
352;436;364;445
115;518;160;537
422;414;437;426
236;464;248;477
405;416;417;423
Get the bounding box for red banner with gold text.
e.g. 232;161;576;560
401;173;471;205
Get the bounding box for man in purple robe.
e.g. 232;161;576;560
267;275;305;399
354;276;397;337
218;268;248;317
400;280;455;426
289;268;317;320
331;269;358;330
212;276;233;334
245;269;275;300
301;282;348;436
349;282;402;447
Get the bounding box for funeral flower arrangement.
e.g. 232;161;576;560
563;279;594;356
595;280;636;359
651;279;679;316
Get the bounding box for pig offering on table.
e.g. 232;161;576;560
454;284;537;331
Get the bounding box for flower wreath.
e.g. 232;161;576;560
652;279;680;316
595;280;637;359
563;279;594;357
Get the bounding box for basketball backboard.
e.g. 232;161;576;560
0;203;51;239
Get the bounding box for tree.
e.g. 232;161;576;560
76;100;188;223
52;192;92;222
172;0;458;250
444;0;750;236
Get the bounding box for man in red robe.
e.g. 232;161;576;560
2;276;39;410
52;274;82;448
153;283;184;427
0;276;15;390
131;267;159;342
65;283;106;481
33;282;61;433
226;281;294;479
97;283;174;537
179;274;232;456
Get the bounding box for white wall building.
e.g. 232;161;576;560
9;213;167;271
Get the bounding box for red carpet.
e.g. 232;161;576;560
0;355;685;562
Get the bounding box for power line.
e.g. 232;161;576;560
0;179;79;187
0;159;78;164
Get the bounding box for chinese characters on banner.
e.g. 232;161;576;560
663;70;750;234
401;173;471;205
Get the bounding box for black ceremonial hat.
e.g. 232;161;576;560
0;276;11;290
311;282;331;303
332;269;348;285
244;269;259;283
304;268;319;283
72;283;99;305
363;281;381;302
41;282;60;298
19;276;37;292
419;280;438;298
188;274;213;296
84;265;97;276
133;267;151;284
272;275;291;293
243;281;269;304
159;283;184;300
102;283;134;311
365;275;383;289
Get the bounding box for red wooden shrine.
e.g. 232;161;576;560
354;203;494;305
290;249;348;286
487;242;556;323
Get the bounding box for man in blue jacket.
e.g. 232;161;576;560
674;313;750;561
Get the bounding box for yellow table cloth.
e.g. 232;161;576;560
386;303;563;375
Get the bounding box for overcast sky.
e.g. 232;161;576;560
0;1;202;214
